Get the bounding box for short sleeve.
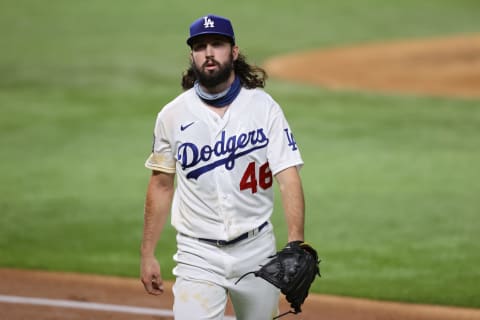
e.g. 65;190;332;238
144;113;176;173
266;102;304;175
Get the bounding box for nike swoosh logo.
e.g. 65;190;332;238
180;122;195;131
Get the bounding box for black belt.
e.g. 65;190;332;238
198;221;269;247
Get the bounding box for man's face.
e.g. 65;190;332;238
190;35;238;88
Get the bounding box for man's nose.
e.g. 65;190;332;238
205;44;214;57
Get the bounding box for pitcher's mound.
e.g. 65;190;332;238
263;34;480;99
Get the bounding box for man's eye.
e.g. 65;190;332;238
193;44;206;51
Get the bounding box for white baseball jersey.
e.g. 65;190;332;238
145;87;303;241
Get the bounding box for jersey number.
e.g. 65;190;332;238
239;161;273;194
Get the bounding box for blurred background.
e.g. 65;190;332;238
1;0;479;308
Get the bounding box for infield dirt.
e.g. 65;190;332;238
263;33;480;99
1;268;480;320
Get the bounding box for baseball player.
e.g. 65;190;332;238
140;14;306;320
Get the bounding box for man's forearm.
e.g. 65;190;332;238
141;172;174;257
276;167;305;242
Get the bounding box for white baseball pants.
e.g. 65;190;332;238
172;223;280;319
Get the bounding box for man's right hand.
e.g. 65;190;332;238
141;255;164;295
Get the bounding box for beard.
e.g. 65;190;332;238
192;54;234;89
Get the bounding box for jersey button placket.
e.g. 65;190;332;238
213;170;228;235
220;192;230;233
216;167;235;237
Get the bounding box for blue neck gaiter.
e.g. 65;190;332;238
194;76;242;108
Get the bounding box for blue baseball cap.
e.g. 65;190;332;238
187;14;235;46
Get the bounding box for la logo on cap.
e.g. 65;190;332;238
203;16;215;28
187;14;235;46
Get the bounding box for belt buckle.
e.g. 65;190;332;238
216;240;227;247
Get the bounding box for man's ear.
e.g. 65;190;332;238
232;45;239;61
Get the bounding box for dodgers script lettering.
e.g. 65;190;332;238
177;129;269;179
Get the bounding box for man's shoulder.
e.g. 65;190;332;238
159;89;195;114
167;88;195;108
240;87;279;111
241;87;275;103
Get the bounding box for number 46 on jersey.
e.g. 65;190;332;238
239;161;272;194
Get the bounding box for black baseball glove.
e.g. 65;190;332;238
236;241;321;319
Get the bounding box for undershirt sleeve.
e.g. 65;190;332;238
145;113;176;173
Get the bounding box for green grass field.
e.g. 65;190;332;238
1;0;479;308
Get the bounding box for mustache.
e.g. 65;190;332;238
202;59;220;68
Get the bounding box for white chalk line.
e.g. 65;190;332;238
0;294;236;320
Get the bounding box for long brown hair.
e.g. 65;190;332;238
181;53;268;90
